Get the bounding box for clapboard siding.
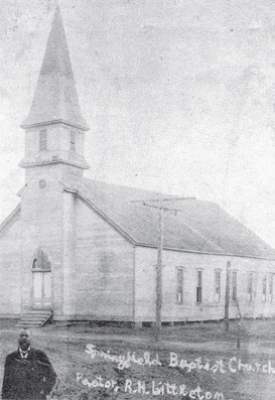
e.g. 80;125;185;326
20;175;64;314
0;216;21;315
135;246;275;322
74;198;134;320
1;189;275;324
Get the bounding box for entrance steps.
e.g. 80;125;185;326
17;309;53;328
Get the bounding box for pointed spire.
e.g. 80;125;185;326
21;6;89;131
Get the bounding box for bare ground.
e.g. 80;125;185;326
1;319;275;400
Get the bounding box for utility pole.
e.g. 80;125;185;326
131;196;195;341
235;297;242;350
224;261;231;332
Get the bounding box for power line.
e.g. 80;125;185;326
131;196;195;341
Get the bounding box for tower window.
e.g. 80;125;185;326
70;131;76;151
39;129;47;151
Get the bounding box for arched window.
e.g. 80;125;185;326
32;249;51;271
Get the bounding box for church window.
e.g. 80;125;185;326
70;131;76;151
231;270;237;301
39;129;47;151
262;275;267;302
176;267;184;304
269;273;274;303
247;271;255;303
214;269;221;302
196;270;203;304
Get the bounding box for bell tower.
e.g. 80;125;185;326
19;6;88;317
20;6;89;183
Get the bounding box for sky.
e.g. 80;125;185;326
1;0;275;246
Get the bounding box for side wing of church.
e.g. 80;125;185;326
1;7;275;327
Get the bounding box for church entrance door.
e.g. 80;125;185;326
32;271;52;308
31;249;52;309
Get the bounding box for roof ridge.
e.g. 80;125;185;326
82;177;195;200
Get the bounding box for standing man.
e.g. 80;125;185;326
2;328;57;400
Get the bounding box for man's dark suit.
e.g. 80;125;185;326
2;348;57;400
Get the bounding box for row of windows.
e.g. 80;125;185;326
39;129;76;151
246;272;274;303
176;268;275;305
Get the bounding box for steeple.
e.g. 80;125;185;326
21;6;89;131
20;6;89;178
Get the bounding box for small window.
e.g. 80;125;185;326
269;273;274;303
32;259;38;269
231;270;237;301
70;131;76;151
214;269;221;302
247;272;255;303
176;268;184;304
39;129;47;151
196;270;203;304
263;275;267;302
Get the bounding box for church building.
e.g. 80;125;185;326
1;7;275;327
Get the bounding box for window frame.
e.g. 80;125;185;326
176;267;184;305
196;269;203;304
214;269;221;303
247;271;255;303
231;270;238;301
269;273;274;303
262;275;267;303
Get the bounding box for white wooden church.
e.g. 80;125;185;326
0;7;275;326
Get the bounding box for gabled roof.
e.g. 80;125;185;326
62;177;275;260
21;6;89;131
1;180;274;260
